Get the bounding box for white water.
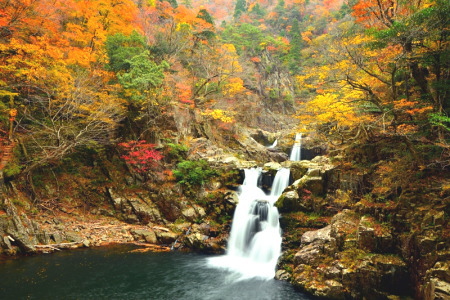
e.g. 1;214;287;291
289;133;302;161
208;168;283;280
270;168;290;198
268;139;278;148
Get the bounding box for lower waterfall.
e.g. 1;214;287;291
208;168;289;280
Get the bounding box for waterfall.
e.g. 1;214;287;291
208;168;283;280
267;139;277;149
270;168;290;199
289;133;302;161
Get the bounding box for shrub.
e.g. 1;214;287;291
166;143;189;162
172;160;217;187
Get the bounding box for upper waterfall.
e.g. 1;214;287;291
289;133;302;161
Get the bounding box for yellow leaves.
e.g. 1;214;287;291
176;22;192;32
146;0;157;7
221;43;237;54
220;44;242;73
300;91;371;131
222;77;245;97
201;109;234;123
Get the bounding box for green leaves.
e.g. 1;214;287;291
106;31;147;72
172;160;217;187
429;113;450;132
117;51;169;102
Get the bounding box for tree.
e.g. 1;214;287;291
117;51;169;103
119;140;163;176
106;31;147;72
195;8;215;40
234;0;247;19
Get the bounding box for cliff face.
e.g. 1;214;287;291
0;153;242;256
275;155;450;300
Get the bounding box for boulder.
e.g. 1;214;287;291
181;205;206;221
264;162;282;172
0;198;39;254
130;229;157;244
275;190;300;212
155;230;177;244
291;209;409;299
357;216;377;252
423;262;450;300
301;225;332;245
275;269;291;281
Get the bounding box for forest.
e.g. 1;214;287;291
0;0;449;299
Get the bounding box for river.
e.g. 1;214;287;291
0;244;311;300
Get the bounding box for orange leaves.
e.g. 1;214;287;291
393;99;433;115
250;56;261;63
176;83;193;104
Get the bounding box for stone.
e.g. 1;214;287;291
130;229;157;244
293;243;324;265
182;207;198;220
185;232;208;249
275;190;300;212
155;231;177;244
128;197;163;224
275;269;291;281
65;231;83;243
225;191;239;205
357;216;376;252
301;225;332;245
306;168;321;177
264;162;282;171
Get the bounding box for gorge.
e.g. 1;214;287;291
0;0;449;299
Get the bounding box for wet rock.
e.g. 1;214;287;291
275;190;300;212
290;157;334;182
275;269;291;281
264;162;282;172
185;232;209;249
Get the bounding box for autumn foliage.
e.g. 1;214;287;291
118;140;163;174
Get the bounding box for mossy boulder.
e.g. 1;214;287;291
290;210;410;299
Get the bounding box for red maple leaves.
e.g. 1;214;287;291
118;140;163;174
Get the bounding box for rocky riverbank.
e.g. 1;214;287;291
274;156;450;300
0;136;448;300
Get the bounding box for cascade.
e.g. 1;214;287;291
269;168;290;199
289;133;302;161
267;139;277;149
208;168;283;279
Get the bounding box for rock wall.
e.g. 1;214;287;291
275;156;450;300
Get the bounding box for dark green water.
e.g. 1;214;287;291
0;245;311;300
